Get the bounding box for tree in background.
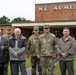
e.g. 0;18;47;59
0;16;32;24
12;17;31;23
0;16;10;24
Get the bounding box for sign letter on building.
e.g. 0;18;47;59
54;6;58;11
64;6;69;9
59;5;63;10
44;6;49;11
70;5;74;9
39;7;43;11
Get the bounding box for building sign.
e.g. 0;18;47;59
38;5;74;11
39;6;49;11
54;5;74;10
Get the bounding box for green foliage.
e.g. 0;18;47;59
0;16;10;24
12;17;31;23
0;16;32;24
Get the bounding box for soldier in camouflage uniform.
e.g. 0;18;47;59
2;26;13;75
27;26;41;75
38;25;57;75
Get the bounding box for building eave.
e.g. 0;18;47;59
35;1;76;6
12;21;76;28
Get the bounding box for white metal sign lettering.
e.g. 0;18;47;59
38;5;74;11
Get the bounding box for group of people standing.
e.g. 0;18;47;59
0;24;75;75
27;25;76;75
0;27;27;75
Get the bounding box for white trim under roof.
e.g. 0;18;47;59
12;21;76;28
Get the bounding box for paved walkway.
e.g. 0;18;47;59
19;60;59;75
19;67;39;75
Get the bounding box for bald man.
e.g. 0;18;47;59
9;28;27;75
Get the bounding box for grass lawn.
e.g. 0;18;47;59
8;57;31;75
8;55;76;75
54;56;76;75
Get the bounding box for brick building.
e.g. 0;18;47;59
12;1;76;39
35;2;76;21
0;24;15;35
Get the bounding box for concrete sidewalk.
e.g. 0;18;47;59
19;61;59;75
19;67;39;75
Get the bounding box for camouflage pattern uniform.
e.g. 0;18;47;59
39;25;57;75
2;26;13;75
27;26;41;75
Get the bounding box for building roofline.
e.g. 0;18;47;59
35;1;76;6
12;20;76;29
12;20;76;24
0;24;11;26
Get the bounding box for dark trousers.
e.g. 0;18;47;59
10;62;13;75
0;63;4;75
31;56;41;75
4;62;9;75
4;61;13;75
59;61;74;75
11;61;27;75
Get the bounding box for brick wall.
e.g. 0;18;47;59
35;2;76;21
0;26;15;35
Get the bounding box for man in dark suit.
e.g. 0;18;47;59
0;30;8;75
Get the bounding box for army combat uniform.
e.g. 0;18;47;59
2;26;12;75
39;25;57;75
27;26;41;75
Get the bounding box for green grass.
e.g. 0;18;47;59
8;55;76;75
26;57;31;68
54;56;76;75
8;57;31;75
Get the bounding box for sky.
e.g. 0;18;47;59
0;0;75;21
